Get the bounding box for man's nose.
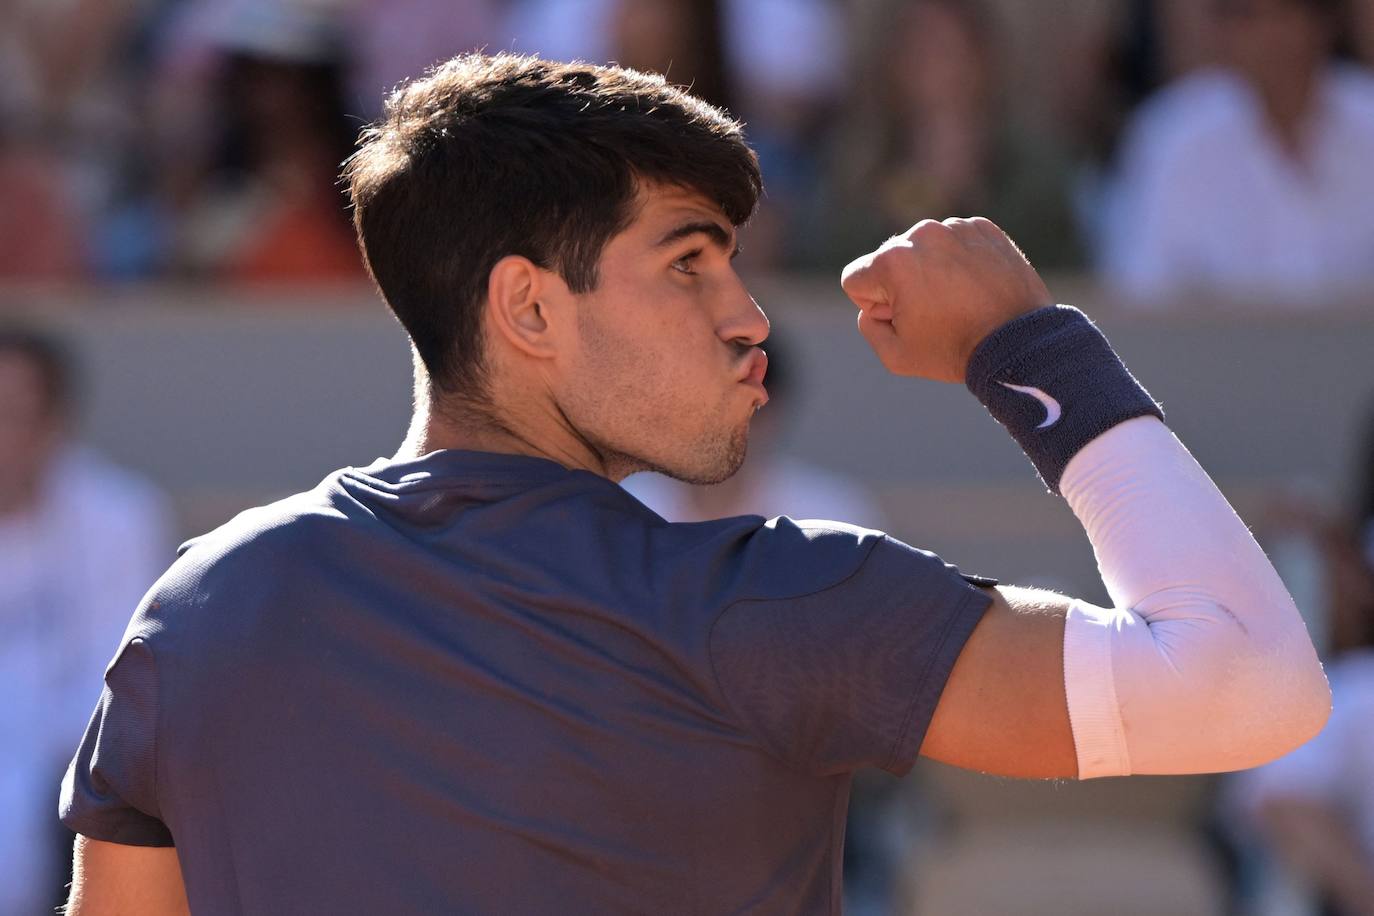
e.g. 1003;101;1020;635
718;282;770;348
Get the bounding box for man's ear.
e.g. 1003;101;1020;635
485;255;557;359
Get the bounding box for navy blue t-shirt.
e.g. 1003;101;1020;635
61;450;990;915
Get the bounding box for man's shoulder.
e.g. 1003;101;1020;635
135;476;358;631
104;475;378;677
678;515;890;606
177;478;353;568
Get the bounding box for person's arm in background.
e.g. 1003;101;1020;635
1234;645;1374;915
1257;797;1374;915
67;836;188;916
841;216;1331;779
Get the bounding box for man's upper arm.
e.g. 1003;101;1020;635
708;524;991;776
920;585;1078;779
68;835;189;916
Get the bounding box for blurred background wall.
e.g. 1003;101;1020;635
11;288;1373;606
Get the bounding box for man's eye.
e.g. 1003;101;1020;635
672;251;700;274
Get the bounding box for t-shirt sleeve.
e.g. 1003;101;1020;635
60;636;174;846
708;528;991;777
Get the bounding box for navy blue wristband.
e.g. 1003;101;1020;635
964;304;1163;495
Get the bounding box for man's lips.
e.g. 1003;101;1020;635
737;349;769;401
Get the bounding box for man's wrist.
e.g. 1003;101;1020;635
964;304;1162;494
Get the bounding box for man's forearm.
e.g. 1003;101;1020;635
966;305;1330;777
842;220;1329;780
1059;415;1329;776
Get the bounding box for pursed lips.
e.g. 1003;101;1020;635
737;349;769;404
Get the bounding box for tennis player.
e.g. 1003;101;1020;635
61;54;1330;915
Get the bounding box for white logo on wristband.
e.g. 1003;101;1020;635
1000;382;1062;429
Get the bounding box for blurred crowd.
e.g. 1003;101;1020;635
6;0;1374;914
2;0;1374;305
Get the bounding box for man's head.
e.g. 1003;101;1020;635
1213;0;1342;90
345;53;769;483
0;325;72;513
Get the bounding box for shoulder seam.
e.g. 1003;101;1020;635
141;637;164;827
123;636;167;829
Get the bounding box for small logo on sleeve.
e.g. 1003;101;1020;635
999;382;1062;429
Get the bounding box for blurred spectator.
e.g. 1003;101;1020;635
609;0;734;112
503;0;612;63
345;0;502;119
722;0;846;270
0;0;161;281
1226;541;1374;914
1223;408;1374;915
149;0;365;283
503;0;844;269
1102;0;1374;307
824;0;1084;272
0;325;173;912
1362;407;1374;564
0;135;85;280
504;0;733;108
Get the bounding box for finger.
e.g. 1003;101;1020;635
840;250;889;314
856;308;904;369
903;218;947;243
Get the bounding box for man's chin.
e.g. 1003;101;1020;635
644;426;750;486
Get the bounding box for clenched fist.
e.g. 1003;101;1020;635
841;217;1052;383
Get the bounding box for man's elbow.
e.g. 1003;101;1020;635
1154;619;1333;774
1280;657;1332;753
1230;639;1331;770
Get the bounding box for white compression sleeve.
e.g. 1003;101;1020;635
1060;415;1330;778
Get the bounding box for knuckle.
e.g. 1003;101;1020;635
907;219;945;241
868;247;906;277
978;217;1011;241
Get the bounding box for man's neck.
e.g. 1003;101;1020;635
680;450;767;521
394;386;616;479
0;476;42;519
1253;65;1321;163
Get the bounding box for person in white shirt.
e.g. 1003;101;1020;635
1226;409;1374;915
1228;646;1374;915
0;326;173;914
1101;0;1374;307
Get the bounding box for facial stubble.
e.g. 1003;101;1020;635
567;302;753;485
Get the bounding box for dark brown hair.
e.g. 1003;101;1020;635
344;53;761;398
0;324;74;417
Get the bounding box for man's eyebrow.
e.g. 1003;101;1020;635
654;219;739;255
